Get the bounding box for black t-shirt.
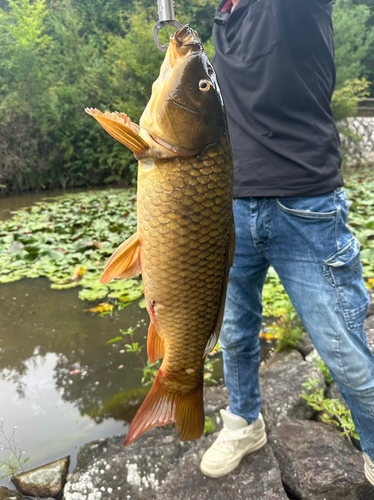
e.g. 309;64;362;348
212;0;344;197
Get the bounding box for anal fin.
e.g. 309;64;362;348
100;233;141;284
147;321;165;363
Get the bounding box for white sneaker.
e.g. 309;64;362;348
200;409;267;478
364;452;374;486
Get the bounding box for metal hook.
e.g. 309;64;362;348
152;20;183;52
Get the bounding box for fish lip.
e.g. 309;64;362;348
172;25;201;51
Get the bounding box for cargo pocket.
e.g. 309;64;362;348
241;0;276;65
323;237;370;331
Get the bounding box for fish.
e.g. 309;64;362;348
85;24;234;446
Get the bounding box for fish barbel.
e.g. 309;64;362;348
86;25;234;446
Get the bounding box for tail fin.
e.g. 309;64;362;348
123;373;204;447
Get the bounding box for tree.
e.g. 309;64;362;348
333;0;374;88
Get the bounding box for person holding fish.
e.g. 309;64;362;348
199;0;374;485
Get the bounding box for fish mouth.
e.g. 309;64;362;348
170;25;201;56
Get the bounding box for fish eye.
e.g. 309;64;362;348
199;80;211;92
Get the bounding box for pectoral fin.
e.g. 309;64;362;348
100;233;141;284
85;108;149;155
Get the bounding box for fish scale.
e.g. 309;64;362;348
86;24;234;446
138;140;232;391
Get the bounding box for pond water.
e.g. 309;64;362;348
0;277;150;489
0;189;273;492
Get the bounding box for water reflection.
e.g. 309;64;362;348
0;277;150;485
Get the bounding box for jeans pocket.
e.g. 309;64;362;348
276;196;338;220
324;236;370;330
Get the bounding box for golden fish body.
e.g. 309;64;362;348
86;25;234;445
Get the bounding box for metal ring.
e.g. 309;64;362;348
152;20;183;52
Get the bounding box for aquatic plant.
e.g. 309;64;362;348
0;189;143;303
0;417;31;480
345;170;374;279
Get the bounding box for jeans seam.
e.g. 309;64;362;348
334;304;351;388
224;330;241;411
333;189;340;250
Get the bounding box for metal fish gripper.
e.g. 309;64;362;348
153;0;182;52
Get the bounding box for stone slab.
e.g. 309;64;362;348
269;419;372;500
12;456;69;498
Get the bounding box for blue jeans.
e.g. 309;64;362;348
221;189;374;460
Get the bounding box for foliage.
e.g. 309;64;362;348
333;0;374;88
262;266;292;317
204;343;221;385
0;0;51;191
0;0;219;193
0;417;31;480
301;378;359;441
204;416;216;436
331;78;371;123
345;171;374;278
312;354;334;387
260;304;305;352
0;189;144;304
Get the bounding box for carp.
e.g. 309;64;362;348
86;25;234;446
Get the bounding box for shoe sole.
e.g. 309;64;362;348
200;433;267;479
364;463;374;487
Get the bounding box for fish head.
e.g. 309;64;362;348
140;25;226;156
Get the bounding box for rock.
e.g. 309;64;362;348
156;438;288;500
364;315;374;354
203;386;229;418
367;293;374;316
365;314;374;331
259;351;325;433
260;349;303;370
269;419;372;500
296;332;314;357
368;302;374;317
366;328;374;354
63;430;191;500
64;387;232;500
64;386;290;500
0;487;25;500
12;456;70;498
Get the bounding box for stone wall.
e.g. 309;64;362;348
340;117;374;166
